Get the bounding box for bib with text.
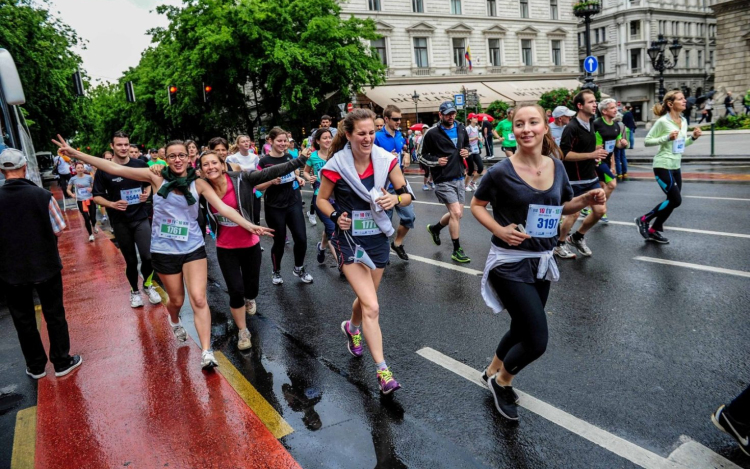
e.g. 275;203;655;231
121;188;142;205
279;172;296;184
526;204;563;238
216;214;238;227
672;137;685;154
158;217;189;241
604;140;616;153
351;210;380;236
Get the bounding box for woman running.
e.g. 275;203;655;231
303;127;337;263
67;161;98;242
186;140;199;169
256;127;313;285
470;104;605;420
635;91;701;244
226;135;263;225
53;136;272;369
316;109;414;395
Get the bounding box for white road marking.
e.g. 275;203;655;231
389;252;482;276
416;347;741;469
685;195;750;202
634;256;750;278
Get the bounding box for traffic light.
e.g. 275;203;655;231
125;81;136;103
72;70;84;97
168;85;178;105
203;83;212;103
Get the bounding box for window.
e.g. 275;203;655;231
630;21;641;39
595;29;600;44
658;20;664;35
487;0;497;16
412;0;424;12
709;50;714;66
580;59;585;73
550;0;558;19
600;27;606;42
551;40;562;66
578;33;583;48
488;39;502;66
452;38;466;67
630;49;641;72
597;55;605;75
368;0;380;11
451;0;461;14
684;50;690;68
521;39;533;65
520;0;529;18
371;38;387;66
685;22;691;37
697;50;703;68
413;38;429;67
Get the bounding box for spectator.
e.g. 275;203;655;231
0;148;82;379
724;91;736;117
482;116;495;158
744;90;750;115
53;150;73;204
621;104;637;149
698;97;714;124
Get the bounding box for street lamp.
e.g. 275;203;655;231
648;34;682;103
412;90;420;123
573;1;602;93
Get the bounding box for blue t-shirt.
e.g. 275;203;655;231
441;125;458;147
374;129;406;166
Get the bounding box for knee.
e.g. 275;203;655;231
360;301;380;320
527;334;548;360
592;203;607;217
608;180;617;190
169;294;185;310
671;193;683;208
190;294;208;310
450;208;463;220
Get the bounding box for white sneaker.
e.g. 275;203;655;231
245;299;257;315
201;350;219;369
293;266;313;283
237;329;252;350
171;320;187;342
88;234;95;242
145;285;161;304
93;226;99;234
465;185;473;192
130;291;144;308
272;271;284;285
308;213;317;226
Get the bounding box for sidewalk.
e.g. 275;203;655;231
26;191;301;468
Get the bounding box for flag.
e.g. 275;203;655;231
465;46;472;71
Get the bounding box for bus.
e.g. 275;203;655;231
0;48;40;186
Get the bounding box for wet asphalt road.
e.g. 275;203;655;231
1;177;749;468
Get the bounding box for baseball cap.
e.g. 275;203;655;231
439;101;457;114
552;106;576;118
0;148;27;170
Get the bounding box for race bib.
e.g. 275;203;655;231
507;133;516;141
279;172;296;184
351;210;380;236
526;204;563;238
216;215;238;227
604;140;616;153
77;187;90;198
121;187;142;205
672;137;685;154
158;218;189;241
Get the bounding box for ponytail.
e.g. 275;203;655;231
329;108;377;156
653;90;683;117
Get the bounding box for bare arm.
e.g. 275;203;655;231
470;197;530;247
562;189;606;215
196;179;273;236
317;175;351;231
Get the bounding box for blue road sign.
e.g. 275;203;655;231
454;94;465;106
583;56;598;74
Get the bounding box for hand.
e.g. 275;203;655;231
459;148;469;158
138;191;149;203
494;224;532;247
246;223;274;237
87;187;93;193
619;138;629;148
375;187;398;210
307;174;317;184
148;165;163;176
111;200;129;211
592;148;609;160
51;135;76;158
403;154;411;168
297;177;305;187
692;127;702;139
272;177;282;185
586;189;606;206
668;130;679;141
497;136;504;143
338;212;351;230
301;147;313;158
438;157;448;166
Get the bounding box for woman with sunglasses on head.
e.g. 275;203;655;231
52;136;272;369
317;109;413;395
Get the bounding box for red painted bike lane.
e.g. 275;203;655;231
34;195;300;469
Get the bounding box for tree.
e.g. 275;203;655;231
485;100;510;120
538;87;602;113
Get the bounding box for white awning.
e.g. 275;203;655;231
481;79;583;103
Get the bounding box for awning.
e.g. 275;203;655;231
481;79;583;103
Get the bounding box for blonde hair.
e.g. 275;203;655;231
652;90;683;117
513;103;563;159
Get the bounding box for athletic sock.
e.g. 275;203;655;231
640;215;647;222
376;361;388;371
348;321;361;334
431;222;444;233
572;231;584;242
557;240;565;247
648;227;656;234
452;238;461;251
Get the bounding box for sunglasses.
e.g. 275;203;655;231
388;117;402;121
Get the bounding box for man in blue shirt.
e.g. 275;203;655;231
374;104;415;261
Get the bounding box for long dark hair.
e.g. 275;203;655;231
313;127;333;151
329;108;376;156
513;104;563;159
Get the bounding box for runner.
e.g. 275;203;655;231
470;104;605;421
593;98;629;224
556;90;610;259
54;136;272;368
208;137;230;160
494;108;516;157
482;116;495;158
420;101;472;263
635;91;701;244
464;115;484;192
374;117;385;132
66;161;98;242
185;140;200;169
303;127;338;262
316;108;414;394
53;150;73;208
97;152;113;224
415;130;433;191
374;105;415;261
256;127;314;285
90;131;160;308
548;106;575;146
225;135;262;224
308;115;338;148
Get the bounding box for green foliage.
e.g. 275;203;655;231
573;1;600;11
485;100;510;120
0;0;85;149
714;114;750;130
538;87;601;114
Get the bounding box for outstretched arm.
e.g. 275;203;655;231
196;179;273;237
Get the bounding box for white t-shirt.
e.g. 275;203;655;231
549;122;565;145
467;125;481;154
226;152;259;172
54;156;71;175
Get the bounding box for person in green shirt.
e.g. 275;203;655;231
743;89;750;115
593;98;629;224
493;108;516;157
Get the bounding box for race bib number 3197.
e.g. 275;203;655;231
525;204;563;238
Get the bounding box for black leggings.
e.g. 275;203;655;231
490;272;551;376
466;153;484;177
111;218;154;291
642;168;682;232
253;196;262;224
216;244;262;308
77;201;98;235
265;201;307;271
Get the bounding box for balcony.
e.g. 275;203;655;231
452;66;469;75
411;67;433;76
488;66;506;74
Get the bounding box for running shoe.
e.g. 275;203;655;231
130;291;144;308
579;207;591;218
308;213;317;226
293;266;313;283
600;213;609;224
553;243;577;259
712;404;750;456
567;234;592;257
25;368;46;379
245;298;257;315
422;184;430;191
201;350;219;369
481;369;519;403
646;231;669;244
377;368;401;395
487;377;519;420
272;271;284;285
93;226;99;234
451;248;471;263
316;241;326;264
635;217;650;240
54;355;83;377
429;182;436;190
390;242;408;261
285;236;290;245
145;285;161;304
88;234;95;242
171;321;188;342
237;329;252;351
622;173;629;180
102;215;108;222
340;320;364;357
426;224;441;246
465;185;473;192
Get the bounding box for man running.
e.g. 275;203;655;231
92;131;161;307
549;106;576;146
464;115;483;192
420;101;471;263
494;108;516;157
308;114;338;148
593;98;628;224
374;105;415;261
556;90;610;259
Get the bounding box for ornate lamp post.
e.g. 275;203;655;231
647;34;682;103
573;1;602;92
412;90;420;123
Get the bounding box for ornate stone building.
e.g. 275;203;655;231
711;0;750;104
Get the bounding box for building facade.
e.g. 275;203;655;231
711;0;750;105
577;0;717;122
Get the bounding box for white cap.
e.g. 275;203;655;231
0;148;27;170
552;106;576;118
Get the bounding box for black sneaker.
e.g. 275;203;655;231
391;242;408;260
712;404;750;456
482;369;519;403
451;248;471;263
646;231;669;244
316;241;326;264
487;377;519;420
426;224;441;246
635;217;650;240
54;355;83;377
25;368;46;379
